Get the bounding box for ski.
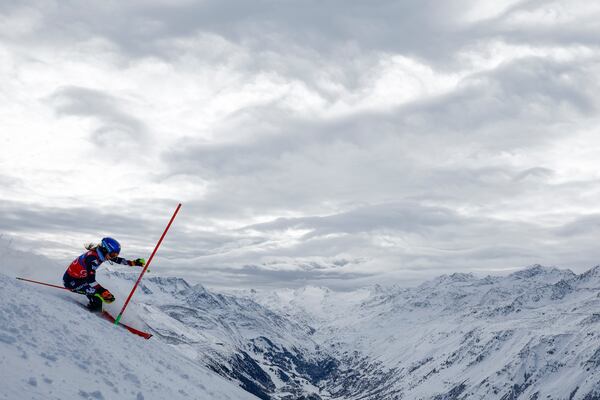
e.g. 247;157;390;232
100;311;153;340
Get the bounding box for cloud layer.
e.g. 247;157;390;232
2;1;600;289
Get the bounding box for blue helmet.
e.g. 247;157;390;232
101;237;121;256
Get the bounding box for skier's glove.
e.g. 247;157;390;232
133;258;146;267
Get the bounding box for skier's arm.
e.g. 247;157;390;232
112;257;146;267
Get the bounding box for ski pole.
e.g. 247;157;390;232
16;277;70;290
114;203;182;325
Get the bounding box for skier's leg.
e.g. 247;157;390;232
63;274;102;309
63;273;115;307
63;273;91;294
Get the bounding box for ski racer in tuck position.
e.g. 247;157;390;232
63;237;146;311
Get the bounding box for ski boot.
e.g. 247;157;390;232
95;289;115;304
86;295;103;312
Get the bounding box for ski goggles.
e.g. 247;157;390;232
106;251;119;259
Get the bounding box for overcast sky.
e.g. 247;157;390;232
2;0;600;290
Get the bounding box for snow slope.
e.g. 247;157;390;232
0;271;258;400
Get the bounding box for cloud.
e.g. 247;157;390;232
2;0;600;289
246;203;459;236
193;263;374;290
164;201;593;284
513;167;554;182
161;53;600;220
0;174;22;188
11;1;463;59
49;86;149;148
554;215;600;237
0;200;168;261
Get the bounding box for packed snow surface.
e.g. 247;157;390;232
0;271;258;400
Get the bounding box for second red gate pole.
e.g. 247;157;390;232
114;203;182;326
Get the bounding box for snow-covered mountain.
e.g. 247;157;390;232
4;242;600;400
243;265;600;399
105;264;600;399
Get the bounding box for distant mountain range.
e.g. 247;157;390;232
99;264;600;399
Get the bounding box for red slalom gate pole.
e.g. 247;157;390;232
16;277;70;291
114;203;182;325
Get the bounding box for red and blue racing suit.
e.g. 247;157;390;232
63;248;135;297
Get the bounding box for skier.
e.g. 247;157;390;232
63;237;146;311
